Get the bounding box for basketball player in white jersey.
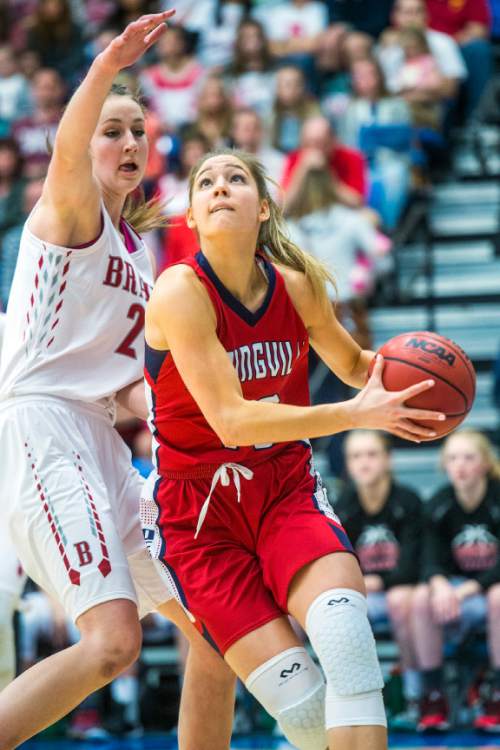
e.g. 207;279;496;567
0;13;235;748
0;312;27;692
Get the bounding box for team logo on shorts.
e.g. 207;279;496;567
74;541;93;567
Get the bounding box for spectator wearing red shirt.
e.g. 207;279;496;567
282;115;367;215
426;0;492;116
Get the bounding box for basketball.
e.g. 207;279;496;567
369;331;476;440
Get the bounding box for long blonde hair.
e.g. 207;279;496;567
188;148;336;308
441;428;500;480
285;167;338;220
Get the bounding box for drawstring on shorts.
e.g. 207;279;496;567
194;462;254;539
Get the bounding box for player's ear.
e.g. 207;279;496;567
186;207;197;230
259;199;270;223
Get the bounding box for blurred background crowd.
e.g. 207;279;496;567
1;0;500;743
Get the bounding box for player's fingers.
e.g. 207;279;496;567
368;353;384;383
401;407;446;422
145;23;169;46
398;378;436;401
388;428;421;444
398;418;437;439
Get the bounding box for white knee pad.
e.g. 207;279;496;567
0;592;17;689
306;589;386;729
245;647;327;750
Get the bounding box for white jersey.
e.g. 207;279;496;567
0;207;153;404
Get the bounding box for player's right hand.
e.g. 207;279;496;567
349;354;446;442
98;10;175;72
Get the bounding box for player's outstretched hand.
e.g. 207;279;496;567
99;10;175;73
350;354;446;443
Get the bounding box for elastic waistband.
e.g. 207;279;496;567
158;441;311;480
0;394;113;423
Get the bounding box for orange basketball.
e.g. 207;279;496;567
369;331;476;440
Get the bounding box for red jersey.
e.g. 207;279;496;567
145;250;310;476
281;145;367;199
426;0;491;36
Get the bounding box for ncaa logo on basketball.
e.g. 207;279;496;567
404;337;456;366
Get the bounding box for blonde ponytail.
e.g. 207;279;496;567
188;148;336;309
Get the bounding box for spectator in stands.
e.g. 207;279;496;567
25;0;87;88
231;108;285;194
253;0;328;66
193;0;248;71
425;0;492;118
281;115;367;212
0;138;25;240
0;177;44;308
226;18;276;120
335;430;423;723
140;24;205;132
193;74;233;149
396;28;445;131
412;429;500;732
377;0;467;106
325;0;396;40
12;67;65;176
0;45;32;134
285;167;387;303
157;130;210;268
339;56;411;230
271;65;320;153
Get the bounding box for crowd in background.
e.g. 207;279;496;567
0;0;499;740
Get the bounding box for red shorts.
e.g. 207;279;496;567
152;443;354;653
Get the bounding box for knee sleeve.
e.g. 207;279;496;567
0;592;17;689
245;647;327;750
306;589;386;729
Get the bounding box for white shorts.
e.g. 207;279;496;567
0;516;26;600
0;396;174;622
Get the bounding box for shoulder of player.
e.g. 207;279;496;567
273;262;316;313
150;263;215;321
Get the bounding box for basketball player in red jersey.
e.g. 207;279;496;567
0;15;236;749
142;149;447;750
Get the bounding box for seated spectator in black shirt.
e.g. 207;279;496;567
335;430;423;717
412;429;500;733
326;0;396;40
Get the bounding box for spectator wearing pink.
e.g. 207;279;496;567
12;67;65;177
226;19;277;120
377;0;467;103
282;115;367;213
397;28;444;130
425;0;492;116
140;24;205;133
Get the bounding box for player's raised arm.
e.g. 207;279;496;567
31;11;174;237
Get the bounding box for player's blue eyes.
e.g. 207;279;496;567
198;173;246;188
104;129;145;138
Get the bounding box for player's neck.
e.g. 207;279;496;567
102;190;127;230
454;477;487;512
201;238;267;308
358;475;391;515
